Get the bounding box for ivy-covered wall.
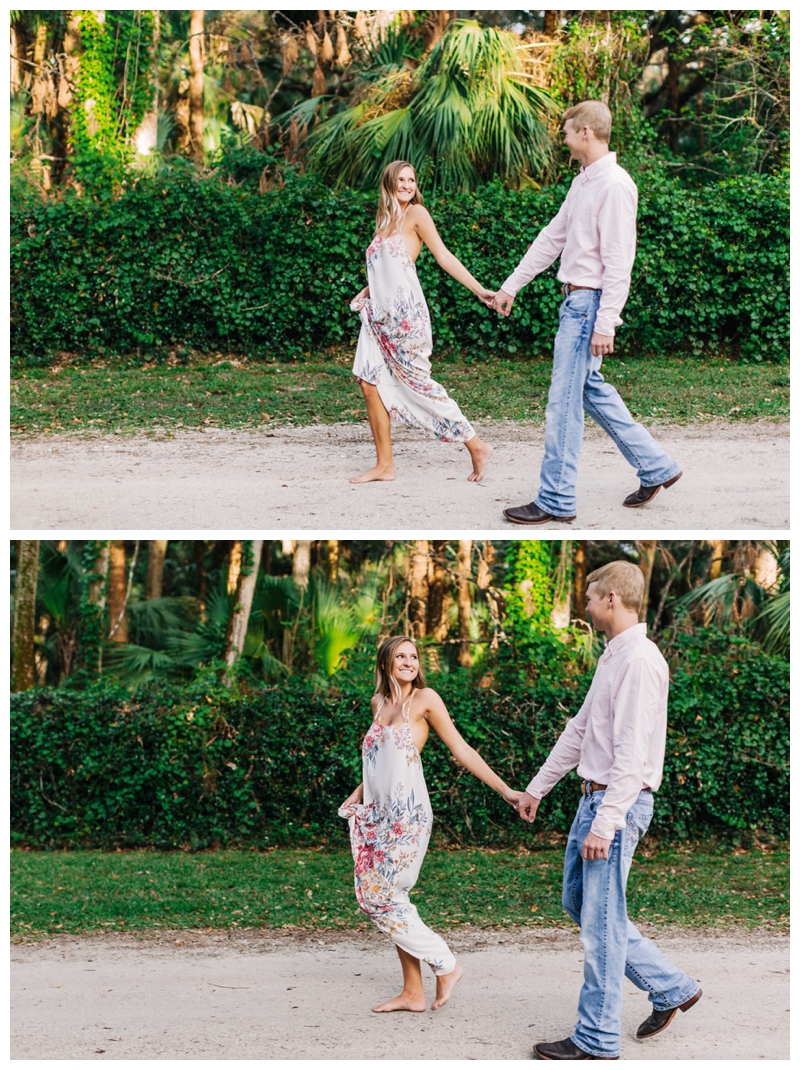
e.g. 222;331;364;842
10;167;788;363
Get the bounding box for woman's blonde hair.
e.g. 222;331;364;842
373;635;427;698
375;160;423;236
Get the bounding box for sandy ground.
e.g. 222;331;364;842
10;926;788;1060
11;419;788;531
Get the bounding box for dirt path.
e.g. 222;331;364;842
11;419;788;531
11;927;788;1060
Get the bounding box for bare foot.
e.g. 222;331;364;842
372;992;427;1013
467;442;493;482
431;963;463;1009
350;464;396;484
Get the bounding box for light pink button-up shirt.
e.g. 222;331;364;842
500;152;638;337
526;622;669;841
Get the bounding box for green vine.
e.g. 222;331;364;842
240;540;255;578
70;10;156;187
74;539;107;684
504;540;555;635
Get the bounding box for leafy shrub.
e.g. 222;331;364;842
10;631;788;850
10;167;788;364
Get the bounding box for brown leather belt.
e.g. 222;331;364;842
581;780;653;795
563;283;601;295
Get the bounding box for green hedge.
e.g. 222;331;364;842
10;167;788;364
10;631;788;849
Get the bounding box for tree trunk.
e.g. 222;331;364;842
293;540;312;589
12;540;40;692
223;540;263;678
11;25;23;95
107;540;128;642
407;541;430;639
477;540;495;590
227;540;242;594
637;540;657;623
188;10;205;165
707;539;726;580
573;540;588;620
133;9;160;156
551;541;572;629
456;540;472;667
145;539;168;600
195;539;206;613
327;539;339;582
426;541;449;640
754;544;778;593
543;11;562;36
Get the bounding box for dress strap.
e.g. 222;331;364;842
402;692;413;723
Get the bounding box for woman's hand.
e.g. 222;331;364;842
476;286;496;307
353;285;369;303
501;785;522;807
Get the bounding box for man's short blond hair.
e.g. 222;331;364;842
586;561;644;614
563;100;612;144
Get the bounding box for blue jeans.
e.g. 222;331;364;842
563;787;699;1058
535;289;681;517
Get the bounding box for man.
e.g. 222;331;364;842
516;561;701;1060
493;101;682;525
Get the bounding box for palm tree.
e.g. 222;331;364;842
282;19;558;192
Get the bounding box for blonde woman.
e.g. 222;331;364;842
339;636;520;1012
350;161;495;484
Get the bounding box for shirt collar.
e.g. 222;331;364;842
580;151;616;179
603;621;646;654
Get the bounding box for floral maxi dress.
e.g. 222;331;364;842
351;214;475;444
338;695;457;975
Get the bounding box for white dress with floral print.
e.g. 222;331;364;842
350;213;475;444
338;694;456;975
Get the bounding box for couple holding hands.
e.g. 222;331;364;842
338;561;702;1060
349;100;682;524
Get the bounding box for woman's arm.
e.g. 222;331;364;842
341;782;364;809
411;206;494;302
423;689;519;804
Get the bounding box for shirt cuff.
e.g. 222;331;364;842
589;812;618;840
500;276;520;298
593;317;617;337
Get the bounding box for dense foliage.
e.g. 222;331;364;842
10;165;789;364
11;628;788;851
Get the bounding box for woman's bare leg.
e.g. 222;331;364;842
350;381;396;483
465;434;494;482
372;945;427;1012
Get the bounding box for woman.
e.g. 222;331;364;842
339;636;519;1012
349;160;495;484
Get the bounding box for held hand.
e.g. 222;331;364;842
581;831;612;861
476;286;496;307
501;786;522;807
516;791;540;823
493;289;515;317
590;332;614;358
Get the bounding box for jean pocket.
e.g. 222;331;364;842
623;808;652;856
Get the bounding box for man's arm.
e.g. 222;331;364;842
516;688;594;822
495;196;571;315
593;180;638;339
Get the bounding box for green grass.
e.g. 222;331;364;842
10;352;789;438
10;845;788;941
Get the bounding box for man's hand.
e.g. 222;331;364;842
516;791;540;823
581;831;612;860
590;332;614;358
492;289;515;317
